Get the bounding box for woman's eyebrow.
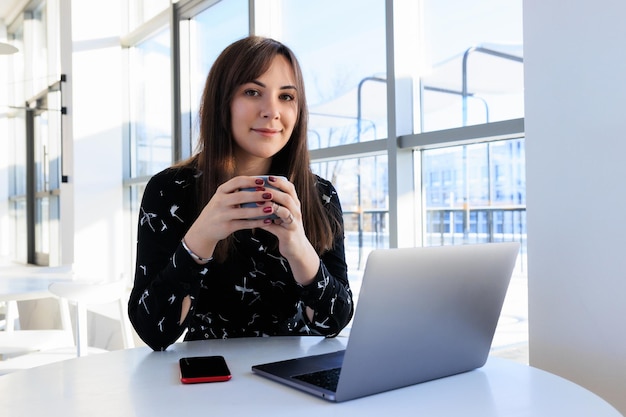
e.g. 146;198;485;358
251;80;297;91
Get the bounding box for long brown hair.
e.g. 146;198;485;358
178;36;340;261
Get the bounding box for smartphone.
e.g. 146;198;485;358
179;355;232;384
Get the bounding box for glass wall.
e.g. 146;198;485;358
0;0;526;359
8;106;27;262
415;0;525;265
128;28;172;178
422;139;526;247
4;0;64;265
276;0;389;279
1;0;524;273
125;0;250;272
121;0;525;278
179;0;248;156
280;0;388;148
418;0;524;132
312;155;388;273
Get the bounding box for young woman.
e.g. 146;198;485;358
128;36;353;351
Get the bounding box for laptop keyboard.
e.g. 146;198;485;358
292;367;342;392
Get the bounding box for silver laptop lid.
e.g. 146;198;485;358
335;242;519;402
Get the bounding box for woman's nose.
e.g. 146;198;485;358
261;98;280;119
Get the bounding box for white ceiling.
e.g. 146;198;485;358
0;0;29;26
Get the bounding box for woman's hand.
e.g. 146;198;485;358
258;176;320;287
183;175;318;285
182;175;319;322
182;176;278;261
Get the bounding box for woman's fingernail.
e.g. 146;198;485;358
263;218;272;224
255;178;264;185
256;186;265;191
256;201;265;206
263;206;272;213
262;193;272;199
268;176;276;182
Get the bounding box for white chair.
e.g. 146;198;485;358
48;279;135;357
0;297;74;360
0;279;135;374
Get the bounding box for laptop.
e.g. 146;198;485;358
251;242;520;402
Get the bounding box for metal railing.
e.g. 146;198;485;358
342;207;527;272
425;206;526;246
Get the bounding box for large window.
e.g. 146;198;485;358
0;0;530;363
119;0;526;361
179;0;248;157
280;0;388;148
312;155;388;274
128;28;172;178
418;0;524;132
422;139;526;247
278;0;389;282
414;0;525;257
124;15;173;277
122;0;525;274
4;1;64;265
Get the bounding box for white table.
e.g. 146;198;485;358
0;336;621;416
0;275;67;301
0;273;72;331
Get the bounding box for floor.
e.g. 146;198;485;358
489;271;529;364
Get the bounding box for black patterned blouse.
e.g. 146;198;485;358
128;167;354;351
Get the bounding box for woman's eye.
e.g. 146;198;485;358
280;93;295;101
244;89;260;97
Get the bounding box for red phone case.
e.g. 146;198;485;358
179;356;232;384
180;374;232;384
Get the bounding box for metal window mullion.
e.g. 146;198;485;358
385;0;417;249
384;0;399;249
399;118;525;150
25;108;36;264
170;3;182;163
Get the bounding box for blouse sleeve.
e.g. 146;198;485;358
299;179;354;337
128;169;206;351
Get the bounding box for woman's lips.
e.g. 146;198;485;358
252;128;282;137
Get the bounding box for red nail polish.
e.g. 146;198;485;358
263;206;272;213
262;193;272;199
268;176;276;182
256;186;265;191
263;218;272;224
255;178;264;185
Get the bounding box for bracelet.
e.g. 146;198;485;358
181;238;213;264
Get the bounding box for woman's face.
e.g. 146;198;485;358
230;54;299;170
